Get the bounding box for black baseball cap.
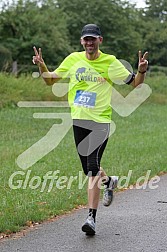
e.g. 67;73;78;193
81;24;102;38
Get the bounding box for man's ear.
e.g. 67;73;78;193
80;38;84;45
99;36;103;44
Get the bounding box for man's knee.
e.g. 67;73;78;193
87;166;100;177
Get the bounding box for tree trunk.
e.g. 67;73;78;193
12;60;18;76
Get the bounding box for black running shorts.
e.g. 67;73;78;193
73;119;110;176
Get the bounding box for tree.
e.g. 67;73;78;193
1;0;166;71
140;0;167;66
145;0;167;22
0;0;72;71
57;0;142;65
141;19;167;66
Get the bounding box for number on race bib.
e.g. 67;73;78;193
74;90;97;108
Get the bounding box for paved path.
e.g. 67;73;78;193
0;174;167;252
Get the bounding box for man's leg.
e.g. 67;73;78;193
88;175;101;209
81;175;101;235
100;167;108;182
81;122;110;235
100;167;118;207
88;167;110;209
87;168;116;210
73;120;117;234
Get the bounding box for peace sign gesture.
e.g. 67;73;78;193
32;46;44;66
138;51;148;73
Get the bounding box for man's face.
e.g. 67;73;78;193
81;36;103;54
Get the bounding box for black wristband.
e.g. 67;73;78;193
138;70;147;74
125;72;136;85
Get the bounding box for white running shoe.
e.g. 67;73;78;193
82;214;96;235
103;176;118;207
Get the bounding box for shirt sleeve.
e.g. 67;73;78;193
54;53;73;78
108;58;134;85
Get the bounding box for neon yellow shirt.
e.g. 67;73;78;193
55;51;131;123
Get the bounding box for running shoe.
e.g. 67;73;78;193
103;176;118;206
82;214;96;235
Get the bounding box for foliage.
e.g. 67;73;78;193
0;0;167;72
0;0;72;67
56;0;142;64
0;70;166;109
0;45;12;71
149;65;167;75
145;0;167;22
139;0;167;66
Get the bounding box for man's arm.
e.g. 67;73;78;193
131;51;148;88
32;46;61;86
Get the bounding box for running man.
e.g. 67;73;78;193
32;24;148;235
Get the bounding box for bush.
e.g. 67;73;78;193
149;65;167;76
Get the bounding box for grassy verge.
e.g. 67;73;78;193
0;72;167;109
0;72;167;234
0;103;166;233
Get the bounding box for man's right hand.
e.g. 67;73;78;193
32;46;61;85
32;46;44;66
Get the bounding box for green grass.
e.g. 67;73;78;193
0;72;167;109
0;73;66;109
0;72;167;233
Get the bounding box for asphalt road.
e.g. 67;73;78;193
0;174;167;252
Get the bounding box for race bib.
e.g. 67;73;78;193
74;90;97;108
